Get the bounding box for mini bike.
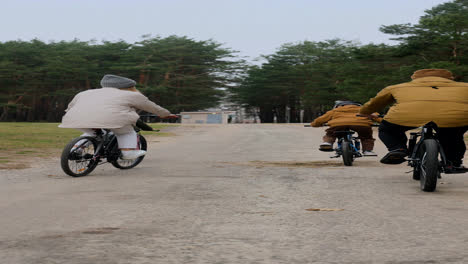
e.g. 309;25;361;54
329;129;362;166
407;122;467;192
60;120;155;177
304;125;363;166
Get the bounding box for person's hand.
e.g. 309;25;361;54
356;114;377;120
369;113;379;120
162;114;179;119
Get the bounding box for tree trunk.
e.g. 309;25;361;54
259;106;274;123
0;106;8;121
275;106;286;123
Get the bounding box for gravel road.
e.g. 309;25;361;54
1;124;468;264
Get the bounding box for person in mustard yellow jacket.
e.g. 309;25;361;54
311;101;380;156
360;69;468;166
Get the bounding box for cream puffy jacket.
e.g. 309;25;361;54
360;77;468;127
59;88;170;129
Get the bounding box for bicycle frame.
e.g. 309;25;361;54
334;131;362;158
90;129;121;163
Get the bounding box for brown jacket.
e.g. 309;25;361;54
359;77;468;127
311;105;378;127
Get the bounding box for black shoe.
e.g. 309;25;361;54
380;149;408;164
444;164;468;174
319;143;334;152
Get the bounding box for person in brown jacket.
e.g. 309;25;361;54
311;100;379;156
359;69;468;166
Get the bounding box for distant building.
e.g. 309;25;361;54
180;111;236;124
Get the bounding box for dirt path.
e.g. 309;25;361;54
1;124;468;263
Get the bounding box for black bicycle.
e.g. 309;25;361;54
60;120;155;177
407;121;467;192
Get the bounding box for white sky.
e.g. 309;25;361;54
1;0;450;62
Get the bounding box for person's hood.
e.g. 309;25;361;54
411;76;455;83
411;69;453;80
333;104;360;112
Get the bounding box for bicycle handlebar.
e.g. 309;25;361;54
304;123;329;127
356;114;385;118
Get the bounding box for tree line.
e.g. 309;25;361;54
231;0;468;122
1;0;467;122
0;36;244;121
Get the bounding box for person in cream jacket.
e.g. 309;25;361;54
60;74;172;160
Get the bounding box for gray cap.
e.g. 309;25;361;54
100;74;136;89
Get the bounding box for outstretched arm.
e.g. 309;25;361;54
311;111;333;127
131;93;171;117
359;87;395;115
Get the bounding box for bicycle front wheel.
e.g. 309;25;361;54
60;136;98;177
341;141;354;166
111;134;148;169
418;139;440;192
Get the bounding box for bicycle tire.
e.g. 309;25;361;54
342;141;354;166
412;161;421;181
111;135;147;169
60;136;99;177
418;139;439;192
412;141;420;181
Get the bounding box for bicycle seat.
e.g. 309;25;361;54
91;129;111;136
423;121;439;129
333;131;355;137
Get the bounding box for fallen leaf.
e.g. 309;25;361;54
305;208;344;212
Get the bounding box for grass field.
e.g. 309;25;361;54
0;122;175;169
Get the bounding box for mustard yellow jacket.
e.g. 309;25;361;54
311;105;378;127
359;77;468;127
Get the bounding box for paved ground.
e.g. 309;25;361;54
1;124;468;264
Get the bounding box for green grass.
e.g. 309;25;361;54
0;123;82;150
0;122;176;167
140;124;177;137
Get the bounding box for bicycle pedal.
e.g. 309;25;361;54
83;154;94;159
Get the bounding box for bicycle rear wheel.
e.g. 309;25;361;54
342;141;354;166
418;139;439;192
60;136;98;177
111;135;147;169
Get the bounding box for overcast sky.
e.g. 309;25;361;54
1;0;450;62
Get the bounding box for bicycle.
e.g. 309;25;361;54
407;121;468;192
60;120;156;177
330;129;363;166
304;125;362;166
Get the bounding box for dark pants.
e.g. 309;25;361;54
379;120;468;166
324;125;375;151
